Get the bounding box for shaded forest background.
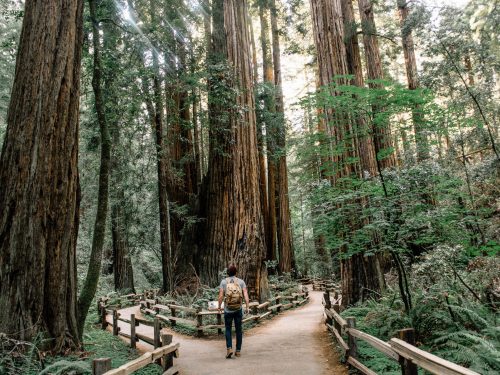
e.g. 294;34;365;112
0;0;499;372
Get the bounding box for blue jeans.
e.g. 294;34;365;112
224;309;243;351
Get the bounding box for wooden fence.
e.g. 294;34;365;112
99;286;309;339
322;291;480;375
91;340;179;375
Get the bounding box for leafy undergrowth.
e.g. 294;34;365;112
0;323;162;375
337;253;500;374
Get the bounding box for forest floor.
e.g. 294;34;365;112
107;289;348;375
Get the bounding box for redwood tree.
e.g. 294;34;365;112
310;0;385;306
0;0;83;351
269;0;294;274
397;0;429;161
203;0;268;300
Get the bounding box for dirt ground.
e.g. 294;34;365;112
109;289;349;375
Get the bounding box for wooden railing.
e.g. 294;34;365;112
99;286;309;339
322;291;480;375
138;289;310;336
91;341;179;375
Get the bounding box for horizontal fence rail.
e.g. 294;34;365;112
92;340;179;375
99;285;310;340
322;290;480;375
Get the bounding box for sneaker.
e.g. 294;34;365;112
235;351;241;357
226;349;233;359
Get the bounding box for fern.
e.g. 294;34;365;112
38;360;91;375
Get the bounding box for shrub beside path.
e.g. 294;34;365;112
108;290;348;375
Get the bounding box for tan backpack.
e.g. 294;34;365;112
225;277;243;310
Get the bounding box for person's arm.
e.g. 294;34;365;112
218;287;224;313
243;287;250;314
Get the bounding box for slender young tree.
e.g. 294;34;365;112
203;0;268;300
78;0;113;335
0;0;83;351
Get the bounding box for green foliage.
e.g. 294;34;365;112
338;252;500;373
0;326;163;375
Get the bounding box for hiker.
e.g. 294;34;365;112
218;264;250;358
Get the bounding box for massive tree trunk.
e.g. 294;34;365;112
78;0;112;336
258;0;277;263
397;0;429;161
310;0;384;306
270;0;294;273
0;0;83;351
358;0;397;169
203;0;268;300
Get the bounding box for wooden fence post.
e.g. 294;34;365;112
324;291;331;309
161;333;174;370
217;312;223;335
130;314;136;349
398;328;418;375
333;304;341;334
251;302;258;315
100;304;107;330
92;358;111;375
196;307;203;337
170;307;177;326
154;317;161;348
346;317;357;360
276;297;282;313
112;310;119;335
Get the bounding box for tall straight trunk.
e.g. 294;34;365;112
0;0;83;351
270;0;294;273
165;20;197;275
310;0;384;306
358;0;397;169
127;0;172;291
100;1;135;294
204;0;268;300
397;0;429;161
142;0;172;291
259;1;277;263
252;4;270;270
341;0;377;177
78;0;112;336
193;89;203;185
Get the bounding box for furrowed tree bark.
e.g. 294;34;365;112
358;0;397;169
270;0;294;273
310;0;385;306
78;0;113;336
259;0;277;263
0;0;83;351
164;2;198;277
203;0;268;300
397;0;429;161
341;0;377;176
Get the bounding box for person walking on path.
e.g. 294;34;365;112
218;264;250;359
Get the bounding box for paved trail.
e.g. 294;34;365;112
109;290;348;375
